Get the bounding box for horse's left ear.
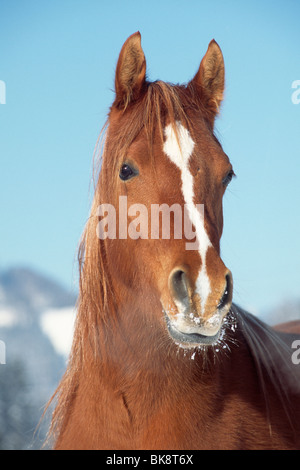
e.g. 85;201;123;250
190;40;225;124
114;31;147;110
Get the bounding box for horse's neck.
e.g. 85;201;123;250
75;296;222;419
56;299;300;449
78;299;258;413
71;323;266;449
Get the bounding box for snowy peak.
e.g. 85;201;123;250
0;266;77;357
0;267;77;318
0;266;78;449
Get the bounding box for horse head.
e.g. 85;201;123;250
97;32;234;349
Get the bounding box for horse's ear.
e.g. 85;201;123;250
114;31;147;110
190;40;225;125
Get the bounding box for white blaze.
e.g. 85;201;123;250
163;121;212;312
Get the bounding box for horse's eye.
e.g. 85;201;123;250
119;163;137;181
222;169;235;187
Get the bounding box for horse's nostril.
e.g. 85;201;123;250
170;269;189;304
218;273;233;310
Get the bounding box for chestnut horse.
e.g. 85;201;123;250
48;33;300;450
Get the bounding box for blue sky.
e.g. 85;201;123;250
0;0;299;316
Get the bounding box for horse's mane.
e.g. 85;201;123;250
232;304;300;434
44;81;300;447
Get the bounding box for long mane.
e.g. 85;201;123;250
233;304;300;435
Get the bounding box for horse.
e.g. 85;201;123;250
47;32;300;450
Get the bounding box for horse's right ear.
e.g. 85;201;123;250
113;32;147;110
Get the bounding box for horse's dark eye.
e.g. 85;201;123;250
222;169;235;187
119;163;137;181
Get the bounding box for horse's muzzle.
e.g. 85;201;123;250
164;268;233;347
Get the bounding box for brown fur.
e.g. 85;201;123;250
46;33;300;450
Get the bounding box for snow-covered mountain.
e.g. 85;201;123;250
0;267;77;449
